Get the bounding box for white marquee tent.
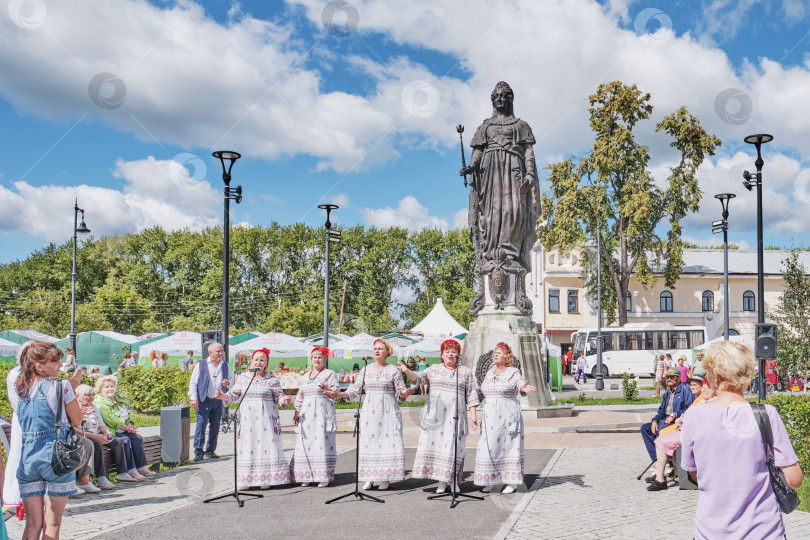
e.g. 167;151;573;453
331;332;396;360
400;334;465;365
410;298;467;337
136;332;202;366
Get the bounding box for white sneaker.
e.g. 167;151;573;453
377;481;389;490
362;481;373;490
502;484;517;494
78;482;101;493
482;485;492;493
70;485;85;496
116;473;138;482
317;482;330;488
301;482;310;487
436;481;447;494
98;478;116;490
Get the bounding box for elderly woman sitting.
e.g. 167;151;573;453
77;384;139;486
92;375;156;480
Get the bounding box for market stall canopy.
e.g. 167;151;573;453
400;335;465;363
231;332;310;371
332;332;400;360
302;331;348;346
694;335;755;351
409;298;467;336
379;332;421;348
545;340;562;357
56;331;140;372
230;331;262;347
136;332;202;366
0;330;58;344
0;337;20;363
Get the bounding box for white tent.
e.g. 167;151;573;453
695;335;755;351
400;335;464;360
331;332;395;359
545;341;562;357
230;332;308;358
410;298;467;336
93;331;140;344
0;338;20;358
137;332;202;360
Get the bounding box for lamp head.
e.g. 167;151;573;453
318;203;339;229
76;217;91;234
212;150;241;180
744;134;773;145
714;192;735;218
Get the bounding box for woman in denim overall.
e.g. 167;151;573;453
15;341;83;540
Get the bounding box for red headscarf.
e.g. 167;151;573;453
440;339;461;354
495;342;511;354
251;348;271;361
311;346;330;358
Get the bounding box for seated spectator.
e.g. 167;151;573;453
92;375;156;480
74;434;98;495
646;374;713;491
640;368;695;462
88;365;101;379
77;384;136;487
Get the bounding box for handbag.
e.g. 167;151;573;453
51;380;87;476
750;403;800;514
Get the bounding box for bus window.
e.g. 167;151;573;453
612;332;624;351
689;330;705;348
653;331;666;350
643;332;653;350
626;332;639;350
673;331;688;349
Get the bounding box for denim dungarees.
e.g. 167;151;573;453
16;379;78;498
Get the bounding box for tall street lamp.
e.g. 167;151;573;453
70;200;91;355
712;193;735;342
318;204;340;367
213;150;242;365
595;222;604;391
742;133;772;402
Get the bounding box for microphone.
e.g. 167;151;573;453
249;367;261;372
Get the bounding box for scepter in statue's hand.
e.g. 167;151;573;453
457;125;470;188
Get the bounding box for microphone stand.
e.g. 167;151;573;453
204;369;264;507
326;357;384;504
427;358;483;509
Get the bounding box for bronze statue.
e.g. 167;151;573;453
460;82;540;315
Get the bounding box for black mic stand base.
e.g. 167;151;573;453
427;481;484;509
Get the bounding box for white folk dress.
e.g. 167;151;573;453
225;372;291;489
474;366;525;486
292;369;339;483
345;364;407;482
412;364;480;483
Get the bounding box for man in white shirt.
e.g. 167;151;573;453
188;342;231;461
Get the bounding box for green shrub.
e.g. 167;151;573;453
0;364;14;421
622;372;639;401
116;366;192;413
764;394;810;474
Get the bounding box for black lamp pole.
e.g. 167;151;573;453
318;204;340;368
712;193;735;342
595;222;604;391
213;151;242;364
70;200;90;355
742;134;772;402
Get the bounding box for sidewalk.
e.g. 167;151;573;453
500;444;810;540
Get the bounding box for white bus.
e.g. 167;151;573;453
570;323;707;377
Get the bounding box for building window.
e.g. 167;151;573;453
743;291;755;312
660;291;673;312
549;289;560;313
568;290;579;313
626;291;632;312
702;291;714;312
549;254;555;265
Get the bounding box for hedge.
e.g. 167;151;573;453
765;394;810;473
116;366;192;413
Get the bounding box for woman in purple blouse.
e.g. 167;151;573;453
681;341;803;540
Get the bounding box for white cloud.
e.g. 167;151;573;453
361;195;449;230
332;193;350;208
452;208;468;229
0;156;220;242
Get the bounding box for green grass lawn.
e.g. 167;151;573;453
562;396;662;406
798;480;810;512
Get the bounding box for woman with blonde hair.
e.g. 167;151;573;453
323;339;412;490
681;341;803;539
398;339;479;493
471;342;535;493
148;350;160;369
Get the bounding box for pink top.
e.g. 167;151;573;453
677;365;688;382
681;403;798;540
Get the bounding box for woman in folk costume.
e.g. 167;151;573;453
292;347;339;487
322;339;413;490
398;339;480;493
471;342;536;494
213;348;292;489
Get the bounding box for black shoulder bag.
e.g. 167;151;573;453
750;403;800;514
51;379;87;475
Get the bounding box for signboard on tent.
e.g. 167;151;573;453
137;332;202;368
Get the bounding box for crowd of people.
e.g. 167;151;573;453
640;341;803;539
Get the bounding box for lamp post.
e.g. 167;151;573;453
712;193;735;342
213;151;242;365
595;222;604;391
318;204;340;367
742;133;772;402
70;200;90;355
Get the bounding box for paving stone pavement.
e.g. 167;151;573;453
501;444;810;540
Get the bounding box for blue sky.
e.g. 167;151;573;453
1;0;810;264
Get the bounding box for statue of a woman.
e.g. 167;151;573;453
460;82;540;315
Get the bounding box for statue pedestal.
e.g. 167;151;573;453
460;310;551;409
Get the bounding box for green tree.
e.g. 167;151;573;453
538;81;721;325
769;249;810;378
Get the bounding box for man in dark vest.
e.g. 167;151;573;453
188;341;231;461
